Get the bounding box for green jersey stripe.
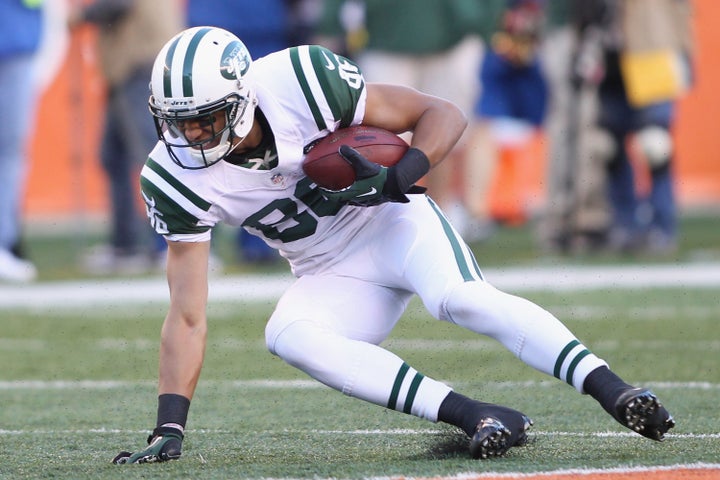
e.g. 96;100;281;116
427;198;480;282
402;372;425;414
145;158;212;212
553;339;581;379
308;47;343;124
290;46;327;131
141;169;206;228
387;362;410;410
309;47;363;128
163;36;181;98
182;27;212;97
140;175;206;235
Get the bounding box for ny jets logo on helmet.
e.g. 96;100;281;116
220;42;251;81
149;27;258;169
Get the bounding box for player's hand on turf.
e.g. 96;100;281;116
112;426;183;464
321;145;424;206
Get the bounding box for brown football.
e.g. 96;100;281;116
302;125;408;190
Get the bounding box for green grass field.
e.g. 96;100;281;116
1;214;719;479
1;287;719;479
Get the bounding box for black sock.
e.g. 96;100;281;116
438;391;492;437
583;366;633;415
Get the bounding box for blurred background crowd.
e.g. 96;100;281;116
1;0;717;283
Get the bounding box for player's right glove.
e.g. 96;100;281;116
320;145;428;206
112;426;183;464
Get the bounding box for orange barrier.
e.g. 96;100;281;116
672;0;720;206
22;0;720;221
486;132;547;225
25;27;107;221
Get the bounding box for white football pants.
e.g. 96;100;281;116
265;196;607;422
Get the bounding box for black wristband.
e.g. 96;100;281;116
384;147;430;195
156;393;191;429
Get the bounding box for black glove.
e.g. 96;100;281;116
320;145;426;206
112;426;183;464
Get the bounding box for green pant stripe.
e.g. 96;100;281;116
427;198;479;281
565;349;591;386
387;363;410;410
553;340;581;379
402;373;425;414
467;248;485;280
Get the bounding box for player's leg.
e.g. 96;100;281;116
265;274;527;457
308;200;535;456
396;196;674;441
265;274;452;421
264;274;529;458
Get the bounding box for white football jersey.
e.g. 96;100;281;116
140;45;376;275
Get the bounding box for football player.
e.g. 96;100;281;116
113;27;674;464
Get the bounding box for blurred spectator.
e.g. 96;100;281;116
0;0;44;283
536;0;613;253
68;0;183;274
583;0;693;255
315;0;501;230
463;0;548;237
187;0;291;57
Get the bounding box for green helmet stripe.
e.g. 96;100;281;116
182;27;212;97
163;36;181;98
289;47;327;131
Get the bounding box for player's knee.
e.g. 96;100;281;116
266;318;327;371
265;312;295;355
442;280;505;330
443;280;542;334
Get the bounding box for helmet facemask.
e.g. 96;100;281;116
151;93;254;169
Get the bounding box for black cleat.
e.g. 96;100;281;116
613;388;675;441
469;414;533;459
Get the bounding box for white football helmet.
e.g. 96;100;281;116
149;26;257;169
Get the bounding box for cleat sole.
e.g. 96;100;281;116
615;388;675;441
469;415;532;459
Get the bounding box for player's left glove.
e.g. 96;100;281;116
112;426;183;464
321;145;427;206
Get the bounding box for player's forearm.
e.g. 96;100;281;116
159;240;210;399
364;83;467;166
410;99;467;168
158;312;207;400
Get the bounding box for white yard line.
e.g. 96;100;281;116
1;379;718;390
0;426;718;440
1;262;719;310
